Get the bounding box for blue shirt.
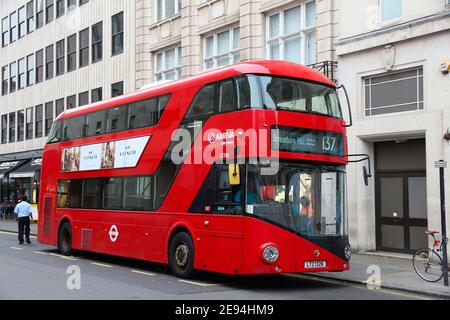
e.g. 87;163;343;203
14;201;32;218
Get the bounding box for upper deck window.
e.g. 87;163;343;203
259;76;342;119
48;93;171;143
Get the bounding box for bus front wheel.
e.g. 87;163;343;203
169;232;194;279
58;222;73;256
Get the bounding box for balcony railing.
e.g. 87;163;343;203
307;61;338;83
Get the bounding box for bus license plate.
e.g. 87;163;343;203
304;261;326;269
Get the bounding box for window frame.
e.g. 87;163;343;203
35;104;43;138
203;26;240;70
17;109;25;142
265;1;317;65
92;21;103;63
79;28;89;68
27;1;35;34
2;16;9;47
364;67;424;117
56;39;65;76
18;58;26;90
46;0;54;24
26;107;34;140
112;12;124;56
379;0;402;23
36;0;44;29
18;6;26;39
45;44;54;80
154;46;182;81
35;49;44;83
27;54;35;87
67;33;77;72
154;0;181;22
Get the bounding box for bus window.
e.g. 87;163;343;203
185;83;215;120
103;177;123;209
63;116;85;140
189;164;243;215
124;176;153;211
86;110;106;136
82;179;102;209
128;98;158;129
106;106;127;133
47;120;63;143
236;75;262;109
219;79;237;113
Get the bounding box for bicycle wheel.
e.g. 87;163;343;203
412;248;444;282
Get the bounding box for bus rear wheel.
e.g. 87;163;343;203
169;232;194;279
58;222;73;256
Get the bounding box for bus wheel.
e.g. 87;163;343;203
58;222;73;256
169;232;194;279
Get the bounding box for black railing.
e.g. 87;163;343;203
307;61;338;83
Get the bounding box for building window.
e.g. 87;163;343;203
67;34;76;72
154;46;181;81
26;107;33;140
112;12;123;56
204;27;240;70
92;21;103;63
111;81;123;97
9;112;16;143
35;104;43;138
18;6;26;39
45;101;54;136
364;68;423;116
2;17;9;47
1;115;7;144
155;0;180;22
56;0;65;18
56;98;65;116
36;0;44;29
17;110;25;141
79;28;89;67
91;87;102;103
79;91;89;106
36;49;44;83
10;62;17;93
67;94;76;109
27;54;35;87
266;2;316;65
2;66;8;95
380;0;402;22
27;1;35;34
80;0;89;5
46;0;54;24
10;12;18;43
46;44;54;79
18;58;26;90
56;39;65;76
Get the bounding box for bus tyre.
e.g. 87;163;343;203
169;232;194;279
58;222;73;256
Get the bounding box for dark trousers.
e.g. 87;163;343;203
18;217;30;244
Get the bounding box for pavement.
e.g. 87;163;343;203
0;218;448;299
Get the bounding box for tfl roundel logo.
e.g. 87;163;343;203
109;225;119;243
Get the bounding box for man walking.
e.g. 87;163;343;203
14;196;33;245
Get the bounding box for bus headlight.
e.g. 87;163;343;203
344;244;351;260
261;245;279;264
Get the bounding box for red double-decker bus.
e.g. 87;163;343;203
38;60;351;278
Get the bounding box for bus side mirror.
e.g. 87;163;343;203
229;164;240;185
363;166;372;186
337;85;352;128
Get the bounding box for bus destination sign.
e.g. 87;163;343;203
271;126;344;157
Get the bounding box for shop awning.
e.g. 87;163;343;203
0;160;27;179
8;158;42;179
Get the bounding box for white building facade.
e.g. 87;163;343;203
0;0;135;203
337;0;450;253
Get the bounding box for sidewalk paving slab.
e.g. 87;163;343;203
309;252;450;299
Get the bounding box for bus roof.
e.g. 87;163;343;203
58;60;336;121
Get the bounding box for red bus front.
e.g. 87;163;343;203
38;61;350;277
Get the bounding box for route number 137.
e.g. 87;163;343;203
322;137;336;152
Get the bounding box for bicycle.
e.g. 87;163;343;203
412;230;448;282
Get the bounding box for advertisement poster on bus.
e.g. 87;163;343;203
61;136;150;172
